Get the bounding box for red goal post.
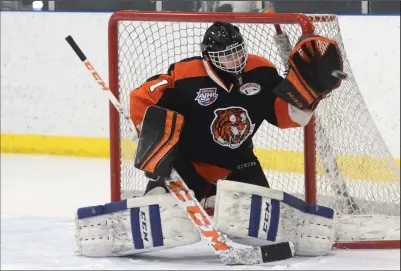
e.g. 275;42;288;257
108;10;400;250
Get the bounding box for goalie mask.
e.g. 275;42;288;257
201;21;248;74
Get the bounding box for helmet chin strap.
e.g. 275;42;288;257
209;59;243;91
227;72;243;91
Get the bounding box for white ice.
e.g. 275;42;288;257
1;154;400;270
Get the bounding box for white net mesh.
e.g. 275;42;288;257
112;13;400;225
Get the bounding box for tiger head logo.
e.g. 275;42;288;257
210;107;255;149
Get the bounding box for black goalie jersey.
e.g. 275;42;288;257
130;54;309;186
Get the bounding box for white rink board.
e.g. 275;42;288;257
0;12;399;158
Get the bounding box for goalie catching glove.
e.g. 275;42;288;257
273;34;344;111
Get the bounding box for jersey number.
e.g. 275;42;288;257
150;79;169;93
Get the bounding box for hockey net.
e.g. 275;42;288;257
108;11;400;249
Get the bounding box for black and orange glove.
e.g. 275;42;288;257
273;34;345;111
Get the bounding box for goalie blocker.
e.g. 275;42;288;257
134;105;184;178
75;106;335;259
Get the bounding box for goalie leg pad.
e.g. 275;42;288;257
75;193;200;257
214;180;335;256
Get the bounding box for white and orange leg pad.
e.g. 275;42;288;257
214;180;336;256
75;193;200;257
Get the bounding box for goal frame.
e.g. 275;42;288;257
108;10;319;202
107;10;400;250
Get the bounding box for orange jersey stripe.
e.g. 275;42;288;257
274;98;301;129
173;59;209;81
130;58;209;130
130;74;174;128
192;162;232;184
244;54;276;72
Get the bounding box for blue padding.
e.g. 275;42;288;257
282;192;306;211
283;193;334;219
267;199;280;241
248;195;262;238
76;200;128;219
103;200;127;214
130;208;144;249
149;205;164;247
77;205;104;219
306;204;334;219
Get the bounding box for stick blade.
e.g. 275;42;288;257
219;247;263;265
219;242;295;265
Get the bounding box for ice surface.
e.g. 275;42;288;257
1;154;400;270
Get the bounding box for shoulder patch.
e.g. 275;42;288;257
239;83;261;96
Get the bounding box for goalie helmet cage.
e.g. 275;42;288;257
108;10;400;250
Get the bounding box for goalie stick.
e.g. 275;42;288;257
65;35;294;265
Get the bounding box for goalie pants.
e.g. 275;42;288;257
146;154;270;200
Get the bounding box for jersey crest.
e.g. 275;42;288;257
210;106;255;149
195;88;218;106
